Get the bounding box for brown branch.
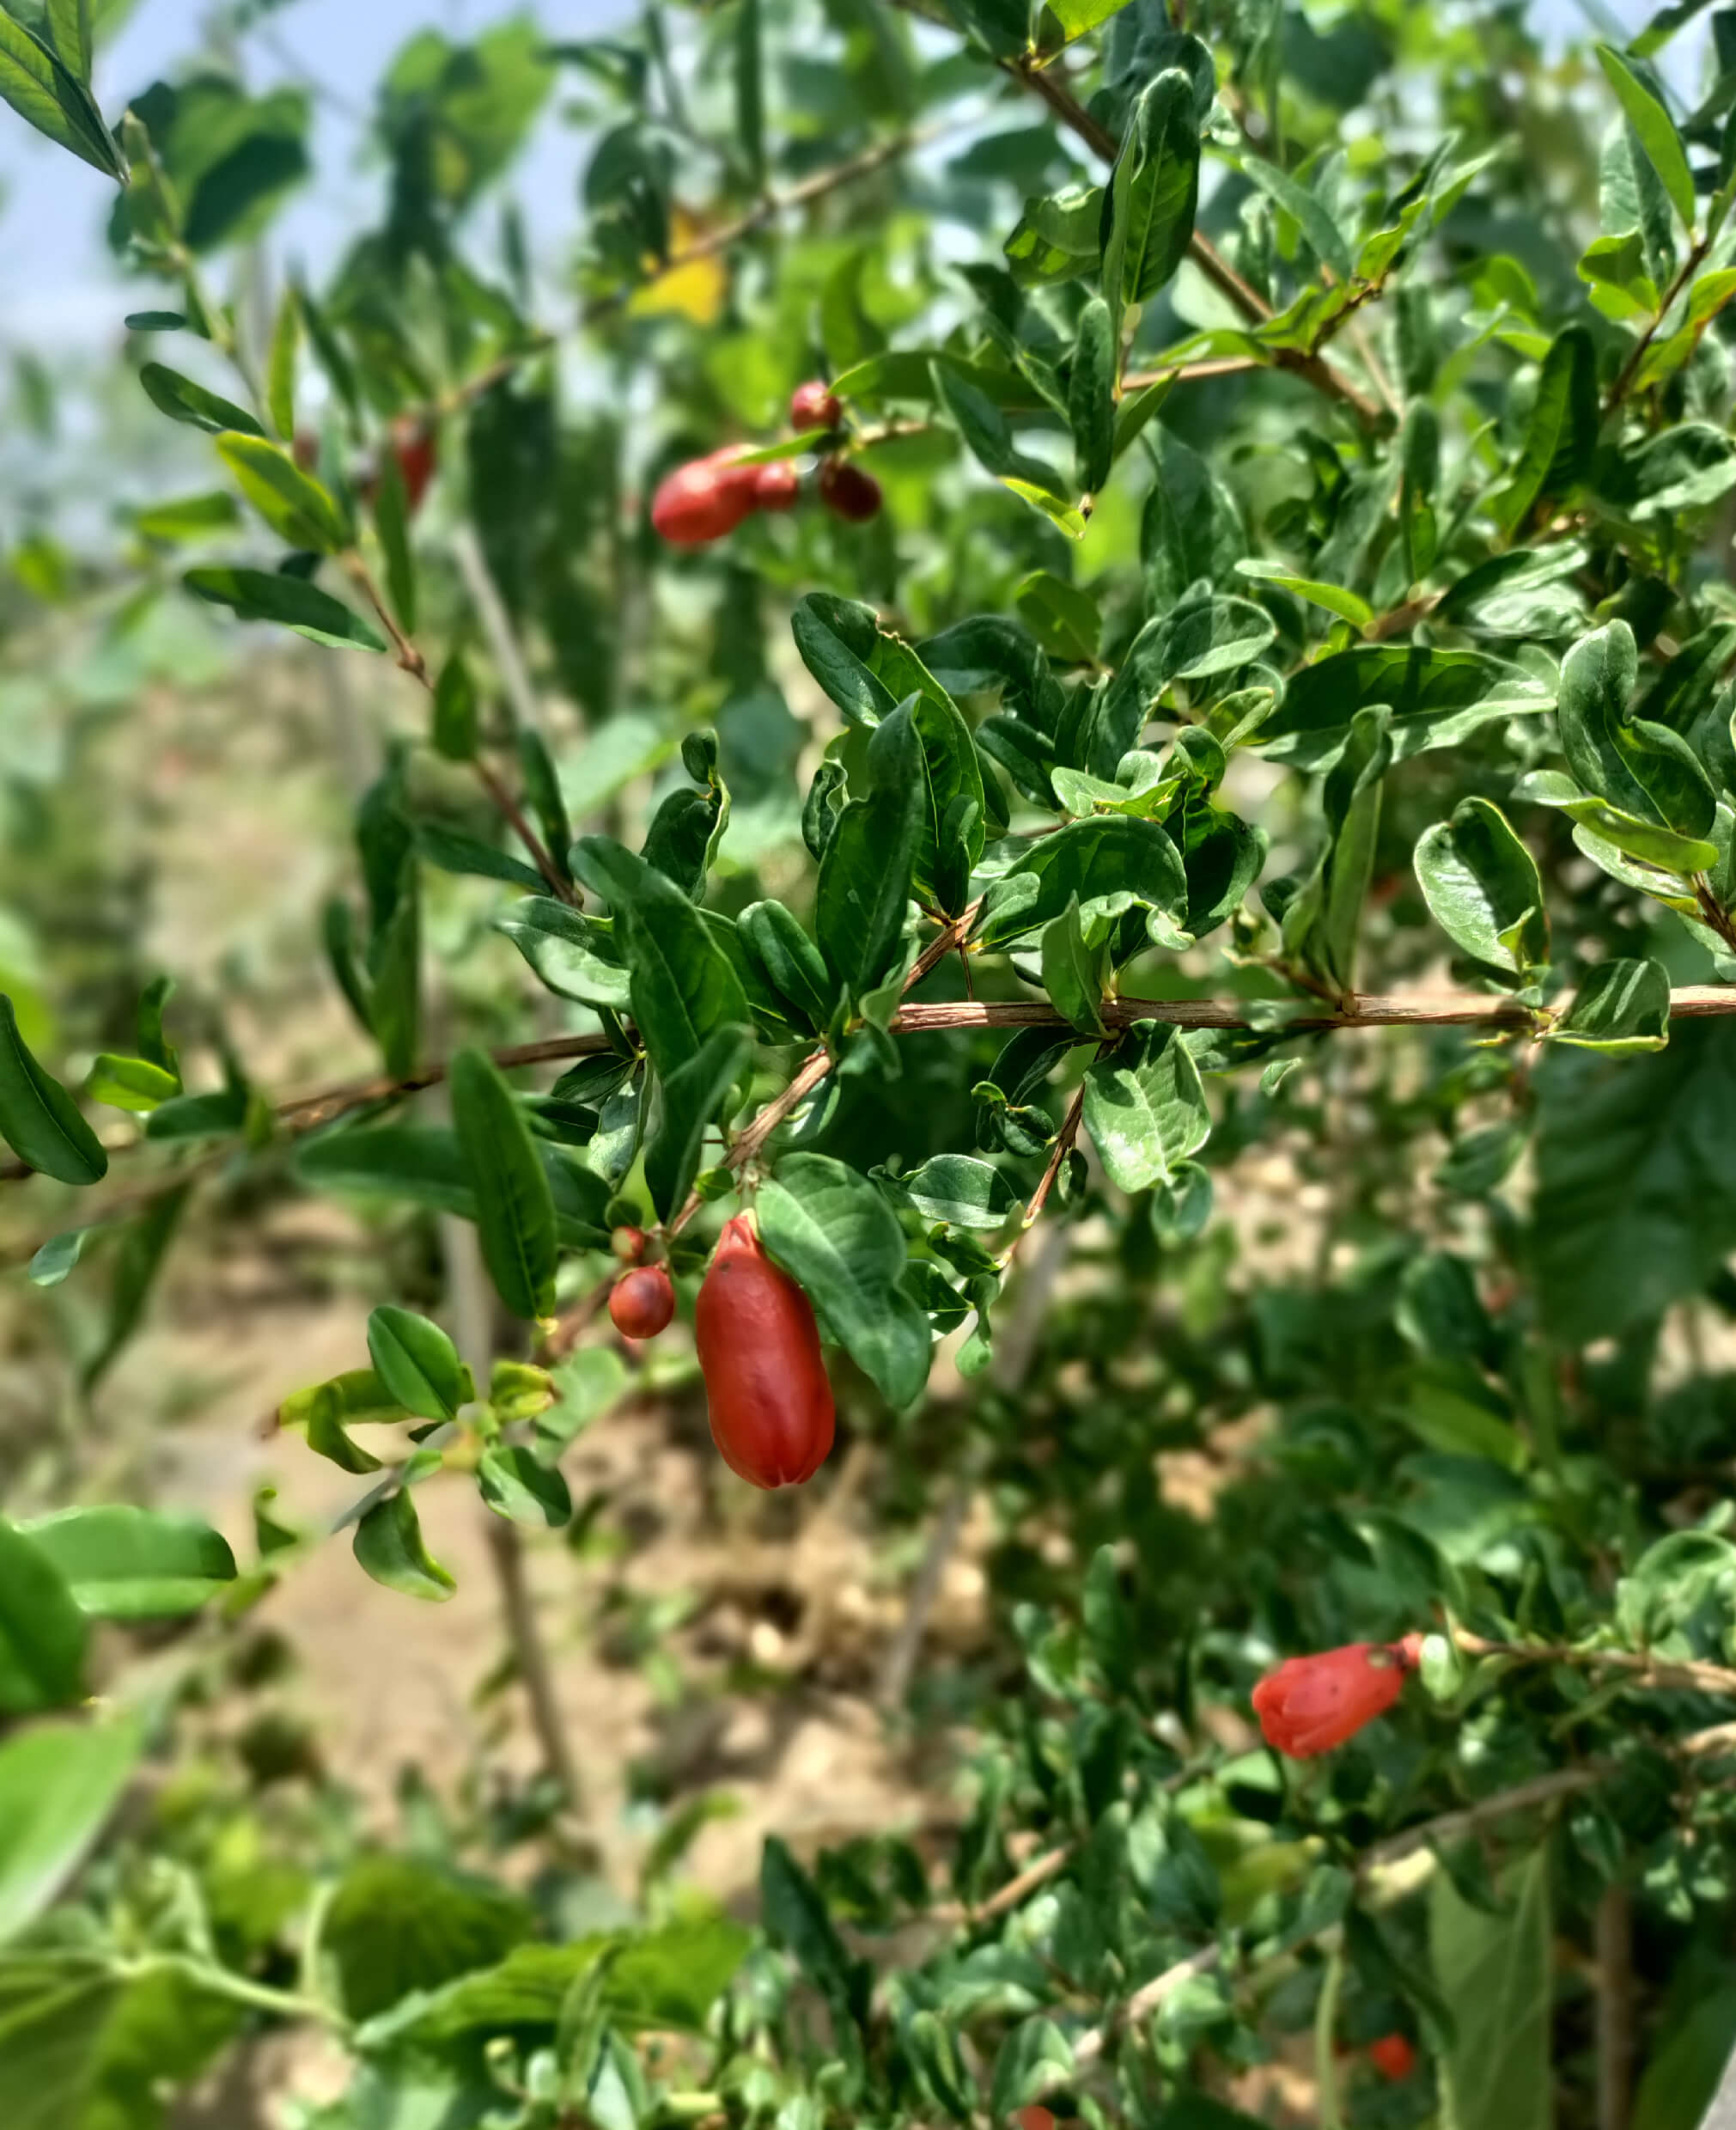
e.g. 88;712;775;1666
1453;1629;1736;1701
1005;58;1384;428
1606;234;1712;415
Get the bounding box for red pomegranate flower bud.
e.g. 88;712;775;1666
1251;1639;1420;1758
650;447;761;546
609;1265;675;1341
695;1215;834;1489
391;416;438;514
752;459;801;511
1367;2033;1416;2082
789;378;842;431
818;456;881;523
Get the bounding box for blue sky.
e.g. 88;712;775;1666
0;0;1703;351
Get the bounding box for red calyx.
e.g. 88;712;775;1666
790;379;843;432
391;417;438;515
818;456;881;523
1014;2112;1057;2130
612;1226;649;1264
1251;1637;1421;1758
650;447;761;546
694;1215;835;1489
753;460;801;511
1367;2033;1417;2082
609;1265;676;1341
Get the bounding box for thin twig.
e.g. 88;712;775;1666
1606;234;1712;414
1453;1629;1736;1701
1596;1882;1633;2130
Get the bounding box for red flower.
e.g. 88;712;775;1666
650;447;762;545
1367;2032;1417;2082
752;460;801;511
1251;1637;1421;1758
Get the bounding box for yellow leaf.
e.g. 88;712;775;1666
629;210;728;325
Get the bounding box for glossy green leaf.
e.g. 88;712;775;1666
1042;894;1109;1035
1069;296;1114;494
1495;325;1598;533
85;1053;178;1114
1414;798;1549;974
1237;151;1353;279
978;816;1188;949
1234;559;1373;627
791;593;898;729
352;1490;456;1602
759;1154;931;1408
367;1306;475;1423
1101;69;1199;324
815;704;924;999
0;995;107;1186
740;901;837;1031
1083;1023;1210;1193
1431;1850;1550;2130
432;653;479;760
184;567;387;652
216;430;348;552
495;899;631;1010
1282;704;1393;995
897;1154;1020;1230
1262;646;1554;767
0;9;121;177
1004;182;1103;285
17;1507;235;1619
450;1047;559;1321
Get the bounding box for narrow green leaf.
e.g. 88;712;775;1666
216;430;349;552
139;363;263;436
266;283;300;441
1597;43;1697;233
644;1024;752;1224
46;0;93;86
815;705;924;999
1431;1851;1551;2130
185;567;387;652
791;593;899;729
740;901;837;1031
353;1491;456;1602
1234;559;1374;627
374;443;417;636
0;995;107;1186
85;1053;179;1114
0;9;119;178
450;1047;559;1321
478;1444;573;1529
432;654;479;760
1041;895;1108;1035
1101;69;1200;323
496;899;632;1010
1069;296;1114;495
1495;325;1599;533
1237;151;1355;279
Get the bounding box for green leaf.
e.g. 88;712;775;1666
1016;571;1101;665
28;1230;87;1288
896;1155;1020;1230
1632;1981;1736;2130
478;1443;573;1529
324;1853;533;2023
1532;1018;1736;1340
1234;559;1373;627
1003;477;1088;537
1133;594;1277;687
1262;646;1555;768
1597;43;1697;234
450;1048;559;1321
85;1053;178;1114
216;430;348;552
302;1382;383;1474
0;1714;140;1945
1005;182;1103;286
265;281;298;439
81;1182;189;1393
0;996;107;1186
815;705;924;999
1236;151;1354;279
295;1124;610;1249
990;2017;1075;2121
979;816;1188;949
1556;620;1719;837
45;0;92;84
352;1490;456;1602
432;653;479;760
1495;326;1598;533
760;1834;857;2005
0;1522;86;1715
0;9;120;177
758;1153;932;1408
933;359;1063;494
374;443;417;636
1414;798;1549;974
644;1023;752;1224
368;1306;474;1422
791;593;898;729
1042;894;1109;1035
184;567;387;652
496;898;632;1010
1101;69;1200;325
572;839;749;1077
419;826;544;894
16;1508;235;1619
1143;424;1246;609
138;363;263;436
740;901;837;1031
1548;956;1672;1053
1036;0;1135;48
1069;296;1115;495
1083;1023;1210;1192
1431;1850;1550;2130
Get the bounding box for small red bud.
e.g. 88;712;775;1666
752;460;801;511
651;447;761;546
1367;2034;1417;2082
612;1226;649;1264
818;456;881;523
789;379;842;432
1251;1638;1420;1759
391;417;437;515
609;1266;675;1341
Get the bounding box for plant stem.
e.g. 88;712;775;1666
1453;1628;1736;1700
119;1954;345;2032
1605;234;1712;415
